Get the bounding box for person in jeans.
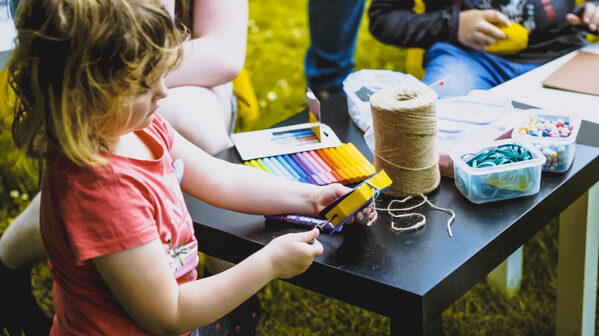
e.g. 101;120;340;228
369;0;599;97
305;0;365;99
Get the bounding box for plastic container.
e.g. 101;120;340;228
436;91;516;157
436;91;517;178
511;110;581;173
449;139;546;204
437;91;512;126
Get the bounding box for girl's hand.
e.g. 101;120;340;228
264;229;323;279
312;183;377;224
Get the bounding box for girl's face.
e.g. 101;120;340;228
119;74;168;133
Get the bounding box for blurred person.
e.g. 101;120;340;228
369;0;599;97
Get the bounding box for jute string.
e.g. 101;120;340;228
367;87;455;236
370;86;440;197
365;188;455;237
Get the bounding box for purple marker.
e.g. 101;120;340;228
265;214;335;231
290;154;320;185
282;155;311;184
293;153;326;185
303;151;337;183
295;153;326;185
297;152;330;184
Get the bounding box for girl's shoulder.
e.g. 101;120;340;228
145;113;175;152
43;113;175;200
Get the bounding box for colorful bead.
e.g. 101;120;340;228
518;117;574;139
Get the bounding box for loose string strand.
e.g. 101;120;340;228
422;195;455;237
366;189;455;237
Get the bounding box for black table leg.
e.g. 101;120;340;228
390;310;443;336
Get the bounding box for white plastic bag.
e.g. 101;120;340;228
343;69;428;133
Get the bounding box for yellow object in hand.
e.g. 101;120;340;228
487;22;528;55
321;170;393;228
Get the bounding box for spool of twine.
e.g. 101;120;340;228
369;86;440;197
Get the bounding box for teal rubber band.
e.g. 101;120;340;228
463;144;532;168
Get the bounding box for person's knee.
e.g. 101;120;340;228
424;70;489;97
160;86;234;154
423;43;492;97
0;193;44;269
197;132;234;156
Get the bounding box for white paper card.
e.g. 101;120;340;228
232;122;342;160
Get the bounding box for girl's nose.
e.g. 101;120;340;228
154;78;168;100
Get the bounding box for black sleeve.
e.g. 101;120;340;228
368;0;461;49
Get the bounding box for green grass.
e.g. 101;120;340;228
244;0;406;132
1;0;598;335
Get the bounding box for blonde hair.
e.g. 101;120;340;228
7;0;185;166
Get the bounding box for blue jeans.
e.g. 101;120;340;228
9;0;19;19
422;42;539;98
304;0;365;95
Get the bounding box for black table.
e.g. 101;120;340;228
185;96;599;335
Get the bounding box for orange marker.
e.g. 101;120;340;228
314;150;345;183
322;147;354;183
324;147;360;183
306;151;339;183
316;149;349;183
333;146;363;182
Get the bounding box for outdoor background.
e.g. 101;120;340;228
0;0;598;335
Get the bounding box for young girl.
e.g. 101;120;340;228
0;0;247;269
6;0;369;334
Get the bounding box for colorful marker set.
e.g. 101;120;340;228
243;143;376;185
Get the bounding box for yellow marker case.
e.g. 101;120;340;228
319;170;393;231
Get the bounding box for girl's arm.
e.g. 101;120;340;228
164;0;248;89
93;228;322;335
171;129;346;216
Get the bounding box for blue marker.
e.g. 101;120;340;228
257;158;277;175
261;158;284;178
275;156;300;181
267;157;294;180
290;154;318;184
283;154;310;183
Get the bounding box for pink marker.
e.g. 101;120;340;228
298;151;331;184
292;153;327;185
306;151;339;183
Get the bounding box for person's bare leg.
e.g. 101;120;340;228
0;193;46;269
159;85;234;155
